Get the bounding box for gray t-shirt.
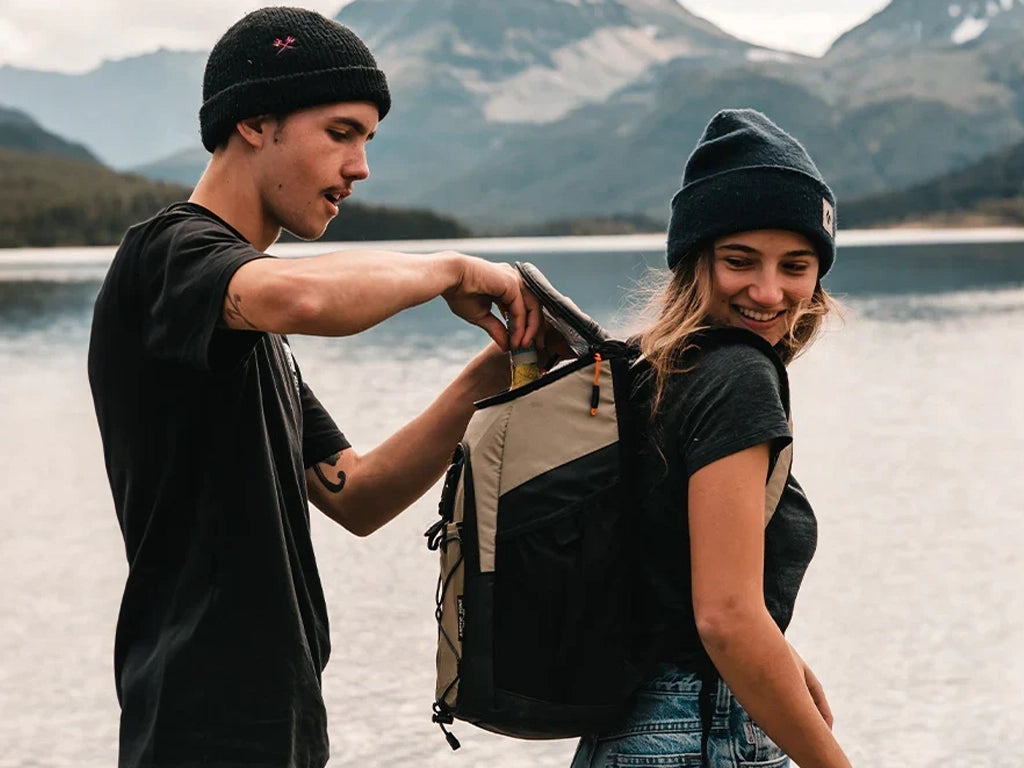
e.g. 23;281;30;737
629;330;818;667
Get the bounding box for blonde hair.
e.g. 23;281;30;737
634;247;839;418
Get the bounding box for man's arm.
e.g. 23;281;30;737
223;249;539;350
305;343;510;536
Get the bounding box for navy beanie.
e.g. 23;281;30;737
666;109;837;276
200;6;391;152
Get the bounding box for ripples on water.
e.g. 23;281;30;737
1;242;1022;767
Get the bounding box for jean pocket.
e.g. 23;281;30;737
731;712;787;766
737;757;789;768
735;719;788;767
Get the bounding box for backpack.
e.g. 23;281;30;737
424;262;793;749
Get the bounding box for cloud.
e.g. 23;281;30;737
0;0;348;72
685;1;890;56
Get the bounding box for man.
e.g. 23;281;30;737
87;7;540;767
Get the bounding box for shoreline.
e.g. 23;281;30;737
1;227;1023;271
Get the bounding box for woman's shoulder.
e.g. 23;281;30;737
683;328;785;386
639;328;790;427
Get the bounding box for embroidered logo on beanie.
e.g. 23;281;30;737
823;198;835;237
272;35;297;54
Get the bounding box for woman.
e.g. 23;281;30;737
571;109;852;767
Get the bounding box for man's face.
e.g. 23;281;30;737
253;101;380;241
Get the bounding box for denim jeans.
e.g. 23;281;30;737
570;664;789;767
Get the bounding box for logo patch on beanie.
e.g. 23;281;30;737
822;198;835;237
273;36;297;54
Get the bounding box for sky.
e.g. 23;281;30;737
0;0;892;74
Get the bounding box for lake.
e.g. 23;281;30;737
1;233;1023;768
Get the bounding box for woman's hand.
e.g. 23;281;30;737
789;644;834;729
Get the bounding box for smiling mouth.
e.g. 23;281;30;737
323;192;343;205
735;306;785;323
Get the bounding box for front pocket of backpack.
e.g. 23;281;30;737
492;475;629;705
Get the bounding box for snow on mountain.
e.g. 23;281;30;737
470;25;704;122
950;14;989;43
827;0;1024;57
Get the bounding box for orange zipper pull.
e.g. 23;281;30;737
590;352;602;416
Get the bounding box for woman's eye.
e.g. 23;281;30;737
784;262;810;274
724;257;750;268
328;130;349;141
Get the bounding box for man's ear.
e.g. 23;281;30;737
236;116;271;149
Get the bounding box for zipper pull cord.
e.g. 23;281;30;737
432;705;461;750
590;352;602;416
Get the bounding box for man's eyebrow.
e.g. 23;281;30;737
328;116;375;140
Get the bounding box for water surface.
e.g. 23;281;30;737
1;239;1022;767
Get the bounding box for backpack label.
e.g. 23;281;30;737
457;596;465;641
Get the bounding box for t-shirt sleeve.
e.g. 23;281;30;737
142;218;269;371
674;344;792;478
300;380;350;469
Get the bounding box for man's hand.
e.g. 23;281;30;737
534;314;576;370
441;255;541;350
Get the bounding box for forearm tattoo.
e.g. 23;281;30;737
225;293;257;329
314;452;347;493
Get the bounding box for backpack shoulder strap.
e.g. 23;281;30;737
764;419;792;525
688;328;793;527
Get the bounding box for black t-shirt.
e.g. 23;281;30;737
88;202;349;768
629;330;818;668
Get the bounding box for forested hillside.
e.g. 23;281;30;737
841;140;1024;227
0;148;187;247
0;147;471;247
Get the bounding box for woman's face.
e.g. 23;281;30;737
707;229;820;346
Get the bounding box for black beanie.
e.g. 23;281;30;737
666;109;837;276
199;6;391;152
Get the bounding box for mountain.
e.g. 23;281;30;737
814;0;1024;202
333;0;756;210
342;0;746;124
0;148;188;247
333;0;1024;221
828;0;1024;58
0;49;206;168
3;0;1024;226
0;146;471;247
841;137;1024;226
406;59;848;224
0;105;99;163
133;145;208;187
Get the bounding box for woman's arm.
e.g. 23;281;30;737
689;442;851;768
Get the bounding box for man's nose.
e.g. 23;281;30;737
345;146;370;182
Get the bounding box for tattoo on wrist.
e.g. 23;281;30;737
314;462;346;493
225;293;257;329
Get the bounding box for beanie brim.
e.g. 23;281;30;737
667;167;836;277
200;66;391;151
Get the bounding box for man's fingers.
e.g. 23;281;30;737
476;312;510;351
503;287;528;350
520;288;542;348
